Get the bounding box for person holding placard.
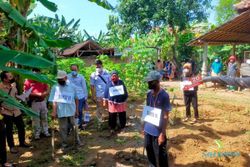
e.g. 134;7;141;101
103;71;128;134
49;70;82;149
181;63;199;123
142;70;171;167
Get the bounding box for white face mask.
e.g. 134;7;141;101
96;68;103;73
183;68;189;73
215;59;219;62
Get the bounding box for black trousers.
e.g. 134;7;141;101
109;112;126;130
3;114;25;148
0;120;7;166
144;133;168;167
184;91;199;118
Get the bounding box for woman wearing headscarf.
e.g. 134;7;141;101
211;57;223;89
227;55;238;90
103;71;128;134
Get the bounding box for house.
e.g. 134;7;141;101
60;40;114;57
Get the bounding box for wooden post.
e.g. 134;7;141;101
232;44;236;55
201;43;208;78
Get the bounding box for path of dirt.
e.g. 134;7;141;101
7;81;250;167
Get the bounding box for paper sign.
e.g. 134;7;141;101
180;81;194;91
181;75;203;91
109;85;124;97
54;91;74;103
16;87;33;102
84;112;90;122
142;106;162;127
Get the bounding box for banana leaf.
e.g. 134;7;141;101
37;0;57;12
43;38;73;48
0;66;55;85
0;49;55;69
0;89;39;118
88;0;114;10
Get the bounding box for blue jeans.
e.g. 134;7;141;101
144;133;168;167
78;98;86;126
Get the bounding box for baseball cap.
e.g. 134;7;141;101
145;70;162;82
56;70;67;79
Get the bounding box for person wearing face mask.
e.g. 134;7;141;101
181;63;199;123
90;59;110;125
49;70;83;149
67;64;88;130
211;57;223;90
142;70;171;167
23;68;50;140
0;71;30;154
227;55;238;91
103;71;128;134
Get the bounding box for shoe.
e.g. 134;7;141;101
34;135;40;140
44;133;51;137
190;118;198;124
182;117;189;122
19;142;31;148
10;147;18;154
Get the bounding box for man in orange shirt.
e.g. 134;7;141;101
24;68;50;140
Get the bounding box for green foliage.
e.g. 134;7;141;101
117;0;211;34
215;0;240;25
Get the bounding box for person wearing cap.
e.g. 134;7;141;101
67;64;88;130
90;59;110;124
0;71;30;154
227;55;238;77
24;68;50;140
181;63;199;123
142;70;171;167
227;55;238;90
103;71;128;134
49;70;82;149
211;57;223;89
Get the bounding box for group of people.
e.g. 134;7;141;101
210;55;238;90
0;59;129;166
156;59;176;81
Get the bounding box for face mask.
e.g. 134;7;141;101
71;71;77;76
96;68;103;74
148;81;157;90
215;59;219;62
111;75;119;83
9;78;15;84
183;68;190;77
58;80;66;86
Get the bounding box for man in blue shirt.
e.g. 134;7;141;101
142;71;171;167
90;60;110;124
49;70;82;149
67;64;88;129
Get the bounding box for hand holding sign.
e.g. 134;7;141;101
182;75;203;91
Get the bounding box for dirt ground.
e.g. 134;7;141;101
7;81;250;167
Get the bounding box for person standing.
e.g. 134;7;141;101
211;57;223;89
90;60;110;124
103;71;128;134
67;64;88;129
142;71;171;167
24;68;50;140
0;114;7;166
0;71;30;154
227;55;238;91
181;63;199;123
49;70;82;149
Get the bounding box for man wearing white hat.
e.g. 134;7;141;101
49;70;82;149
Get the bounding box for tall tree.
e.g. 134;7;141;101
117;0;211;65
215;0;240;25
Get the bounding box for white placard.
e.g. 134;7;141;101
180;80;194;91
109;85;124;97
54;91;74;103
84;112;90;122
142;106;162;127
